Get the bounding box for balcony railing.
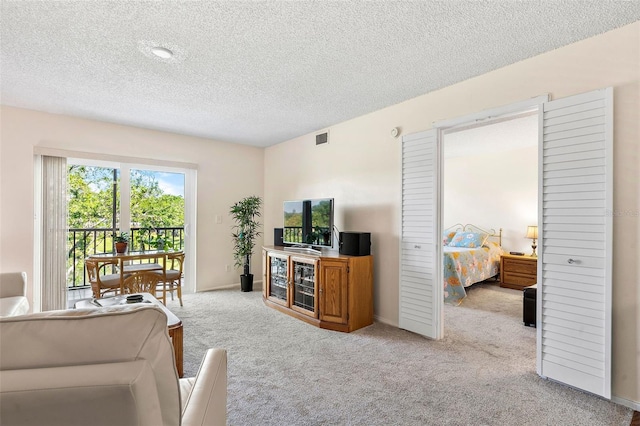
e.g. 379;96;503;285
283;226;331;246
283;227;304;244
67;226;184;289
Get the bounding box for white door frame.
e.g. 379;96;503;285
433;96;549;130
433;95;549;300
430;94;549;335
398;95;549;335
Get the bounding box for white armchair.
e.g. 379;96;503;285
0;305;227;426
0;272;29;317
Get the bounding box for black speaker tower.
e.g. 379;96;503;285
339;232;371;256
274;228;284;246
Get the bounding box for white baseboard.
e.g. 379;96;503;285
200;283;239;291
611;395;640;411
197;280;264;292
374;314;398;327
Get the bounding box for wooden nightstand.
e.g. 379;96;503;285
500;254;537;290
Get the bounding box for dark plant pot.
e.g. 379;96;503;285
115;242;128;254
240;274;254;292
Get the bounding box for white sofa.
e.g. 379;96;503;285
0;272;29;317
0;305;227;426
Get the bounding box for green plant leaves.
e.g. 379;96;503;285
230;196;263;271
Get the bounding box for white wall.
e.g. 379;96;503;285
264;23;639;404
0;107;265;298
444;145;538;253
443;115;538;253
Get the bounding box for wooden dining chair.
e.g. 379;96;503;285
85;258;122;299
154;252;184;306
117;252;167;303
123;272;162;295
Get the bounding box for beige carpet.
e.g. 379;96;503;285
164;282;632;425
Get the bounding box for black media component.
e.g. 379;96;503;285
339;232;371;256
302;200;312;242
523;284;537;327
274;228;284;246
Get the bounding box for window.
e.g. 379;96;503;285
66;159;193;292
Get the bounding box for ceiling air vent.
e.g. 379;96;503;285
315;132;329;145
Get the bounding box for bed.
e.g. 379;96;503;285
442;224;504;305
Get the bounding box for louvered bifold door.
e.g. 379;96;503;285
399;129;441;339
539;88;612;398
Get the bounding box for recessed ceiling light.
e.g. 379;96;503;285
151;47;173;59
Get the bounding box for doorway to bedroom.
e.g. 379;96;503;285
441;112;538;360
401;89;613;398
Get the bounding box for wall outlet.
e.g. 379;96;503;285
225;264;230;272
215;215;223;224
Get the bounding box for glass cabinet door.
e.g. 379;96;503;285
267;254;289;306
291;257;318;317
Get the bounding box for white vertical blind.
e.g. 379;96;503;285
399;129;441;339
41;155;68;311
183;168;197;293
539;88;612;398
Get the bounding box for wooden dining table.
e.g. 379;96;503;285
87;250;184;304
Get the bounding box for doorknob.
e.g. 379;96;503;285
567;258;578;264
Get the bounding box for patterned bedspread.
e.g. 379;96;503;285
443;242;503;305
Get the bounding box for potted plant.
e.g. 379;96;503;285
113;232;129;254
142;228;173;251
154;235;173;251
230;196;263;292
151;233;174;251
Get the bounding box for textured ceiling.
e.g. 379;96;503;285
1;2;639;147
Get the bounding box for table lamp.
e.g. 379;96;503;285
526;225;538;257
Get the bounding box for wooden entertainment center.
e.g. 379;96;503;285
262;246;373;332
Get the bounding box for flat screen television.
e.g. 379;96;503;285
283;198;334;247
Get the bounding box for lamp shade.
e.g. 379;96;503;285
526;225;538;239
